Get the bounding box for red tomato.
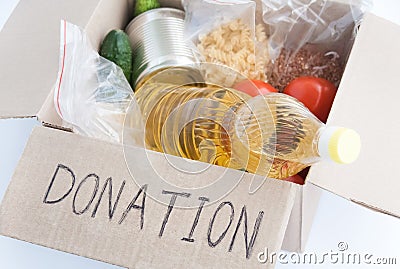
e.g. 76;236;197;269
283;174;305;185
233;79;278;97
297;167;310;179
283;77;337;122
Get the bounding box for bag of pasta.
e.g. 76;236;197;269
182;0;270;86
262;0;372;90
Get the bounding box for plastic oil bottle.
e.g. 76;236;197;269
135;77;361;179
135;80;251;169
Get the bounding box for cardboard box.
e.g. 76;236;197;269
0;0;399;268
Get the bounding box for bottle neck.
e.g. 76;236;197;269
316;126;336;162
316;126;361;164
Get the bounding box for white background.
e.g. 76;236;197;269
0;1;399;268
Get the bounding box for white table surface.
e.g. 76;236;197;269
1;1;399;268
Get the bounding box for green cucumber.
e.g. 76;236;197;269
100;29;133;83
134;0;161;17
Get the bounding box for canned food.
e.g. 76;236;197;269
126;8;202;87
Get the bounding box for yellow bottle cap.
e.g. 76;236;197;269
319;127;361;164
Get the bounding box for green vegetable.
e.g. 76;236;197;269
134;0;160;17
100;29;133;83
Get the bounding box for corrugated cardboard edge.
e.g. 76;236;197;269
350;199;400;219
301;182;322;251
281;182;322;253
281;187;302;252
0;116;36;120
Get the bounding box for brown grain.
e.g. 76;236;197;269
270;46;344;91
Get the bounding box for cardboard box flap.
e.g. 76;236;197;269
0;0;104;119
0;0;182;125
0;126;298;268
307;13;400;218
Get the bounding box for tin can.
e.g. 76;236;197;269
126;8;202;88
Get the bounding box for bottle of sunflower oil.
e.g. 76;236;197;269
135;77;361;179
135;80;251;170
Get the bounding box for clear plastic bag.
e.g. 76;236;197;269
183;0;256;41
262;0;372;90
54;20;144;145
182;0;270;83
